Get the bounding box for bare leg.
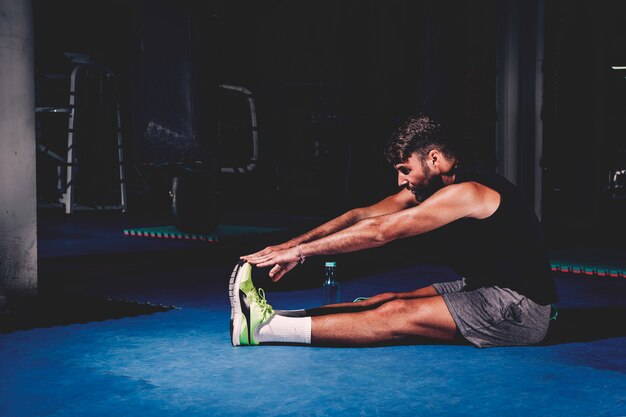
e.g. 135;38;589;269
311;295;457;346
305;285;440;316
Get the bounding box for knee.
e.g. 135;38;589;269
373;299;419;339
364;292;397;305
376;298;439;329
375;292;397;302
376;298;413;316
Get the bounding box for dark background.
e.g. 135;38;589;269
33;0;626;246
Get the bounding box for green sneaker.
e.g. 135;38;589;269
229;260;275;346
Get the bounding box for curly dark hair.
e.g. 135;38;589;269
384;114;456;165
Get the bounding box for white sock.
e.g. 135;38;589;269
274;309;307;317
255;314;312;344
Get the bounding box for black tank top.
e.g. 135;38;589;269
432;163;558;305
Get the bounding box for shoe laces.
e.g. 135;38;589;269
256;288;274;320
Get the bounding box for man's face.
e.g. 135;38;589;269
394;152;445;202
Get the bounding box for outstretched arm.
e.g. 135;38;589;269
241;188;417;277
245;182;500;281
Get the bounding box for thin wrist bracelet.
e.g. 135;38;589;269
296;244;306;264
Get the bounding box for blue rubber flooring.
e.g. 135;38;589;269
1;257;625;417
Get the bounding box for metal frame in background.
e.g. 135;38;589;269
61;64;127;214
218;84;258;174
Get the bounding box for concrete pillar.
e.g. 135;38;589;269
0;0;37;301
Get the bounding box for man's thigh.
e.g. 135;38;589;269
441;286;551;348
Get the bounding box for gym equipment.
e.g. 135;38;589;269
170;165;218;234
550;262;626;278
36;53;127;213
124;224;285;243
162;84;258;233
218;84;258;174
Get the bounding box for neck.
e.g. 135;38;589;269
442;172;456;186
439;158;458;185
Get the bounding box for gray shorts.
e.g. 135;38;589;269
432;279;551;348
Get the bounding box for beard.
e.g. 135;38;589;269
411;160;446;202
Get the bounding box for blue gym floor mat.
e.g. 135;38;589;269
1;263;624;417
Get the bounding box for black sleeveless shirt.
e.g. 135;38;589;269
431;163;558;305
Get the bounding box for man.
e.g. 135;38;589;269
231;114;558;348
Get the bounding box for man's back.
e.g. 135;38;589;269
433;163;558;305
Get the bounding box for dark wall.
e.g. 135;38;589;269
543;0;626;243
32;0;626;248
33;0;497;218
131;0;195;164
209;0;497;215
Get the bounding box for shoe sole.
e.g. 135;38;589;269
229;260;246;346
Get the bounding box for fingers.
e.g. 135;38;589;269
271;269;286;282
240;246;299;281
241;245;287;262
268;261;297;282
241;241;296;260
244;247;298;266
240;251;266;263
241;247;272;260
242;253;275;266
268;264;283;279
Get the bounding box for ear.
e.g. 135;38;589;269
428;149;440;167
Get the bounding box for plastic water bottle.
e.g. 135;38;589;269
322;261;340;305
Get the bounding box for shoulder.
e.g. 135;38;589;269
427;182;501;219
436;181;495;199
